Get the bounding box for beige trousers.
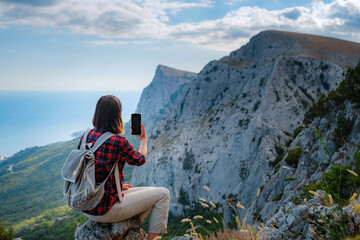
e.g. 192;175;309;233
85;187;170;233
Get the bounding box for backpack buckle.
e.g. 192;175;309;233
85;143;93;149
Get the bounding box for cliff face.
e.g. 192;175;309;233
135;64;196;124
131;30;360;220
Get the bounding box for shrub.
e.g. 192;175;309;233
269;156;282;170
269;145;285;169
183;151;195;170
303;63;360;124
0;221;14;240
272;190;284;201
286;139;293;147
336;64;360;106
333;114;355;149
275;145;285;156
284;177;296;181
178;187;190;206
300;165;360;206
304;94;327;124
355;150;360;173
285;146;302;168
292;196;302;205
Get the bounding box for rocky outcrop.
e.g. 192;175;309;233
75;217;146;240
264;191;360;240
131;30;360;220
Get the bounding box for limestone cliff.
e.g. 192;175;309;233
135;64;196;124
131;30;360;221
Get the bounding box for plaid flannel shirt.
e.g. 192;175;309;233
78;128;145;216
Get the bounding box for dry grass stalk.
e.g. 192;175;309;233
281;166;291;170
181;218;191;223
347;169;358;177
204;228;262;240
309;190;320;197
201;202;210;208
309;228;317;235
328;194;334;206
236;202;245;209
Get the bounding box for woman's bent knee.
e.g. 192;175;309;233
159;187;170;200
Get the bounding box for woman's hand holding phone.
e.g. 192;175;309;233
130;123;147;157
130;123;146;140
137;123;146;140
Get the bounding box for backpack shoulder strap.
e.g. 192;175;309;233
91;132;115;153
80;129;92;150
114;162;123;202
100;161;123;202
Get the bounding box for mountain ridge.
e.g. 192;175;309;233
131;30;360;220
221;30;360;68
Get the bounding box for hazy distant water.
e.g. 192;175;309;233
0;91;141;156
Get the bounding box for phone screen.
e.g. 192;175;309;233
131;114;141;135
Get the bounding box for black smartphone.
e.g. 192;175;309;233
131;113;142;135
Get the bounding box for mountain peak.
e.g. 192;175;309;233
260;30;360;52
135;65;197;123
224;30;360;68
156;64;196;78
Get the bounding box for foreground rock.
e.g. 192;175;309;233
264;190;360;239
75;217;146;240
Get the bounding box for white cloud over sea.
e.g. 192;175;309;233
0;0;359;51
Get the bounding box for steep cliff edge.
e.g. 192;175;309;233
131;30;360;221
135;64;196;124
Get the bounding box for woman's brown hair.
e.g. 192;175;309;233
92;95;124;135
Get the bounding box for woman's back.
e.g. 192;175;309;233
78;128;145;216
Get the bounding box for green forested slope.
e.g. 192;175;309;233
0;139;78;226
0;128;138;227
13;205;88;240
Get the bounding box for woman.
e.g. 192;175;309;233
78;95;170;240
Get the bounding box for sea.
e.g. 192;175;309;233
0;91;141;157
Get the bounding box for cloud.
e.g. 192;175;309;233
167;0;360;51
224;0;248;6
0;0;59;7
88;39;149;45
0;0;212;38
0;0;359;51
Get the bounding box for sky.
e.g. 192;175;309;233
0;0;359;91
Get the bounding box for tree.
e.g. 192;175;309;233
0;221;14;240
